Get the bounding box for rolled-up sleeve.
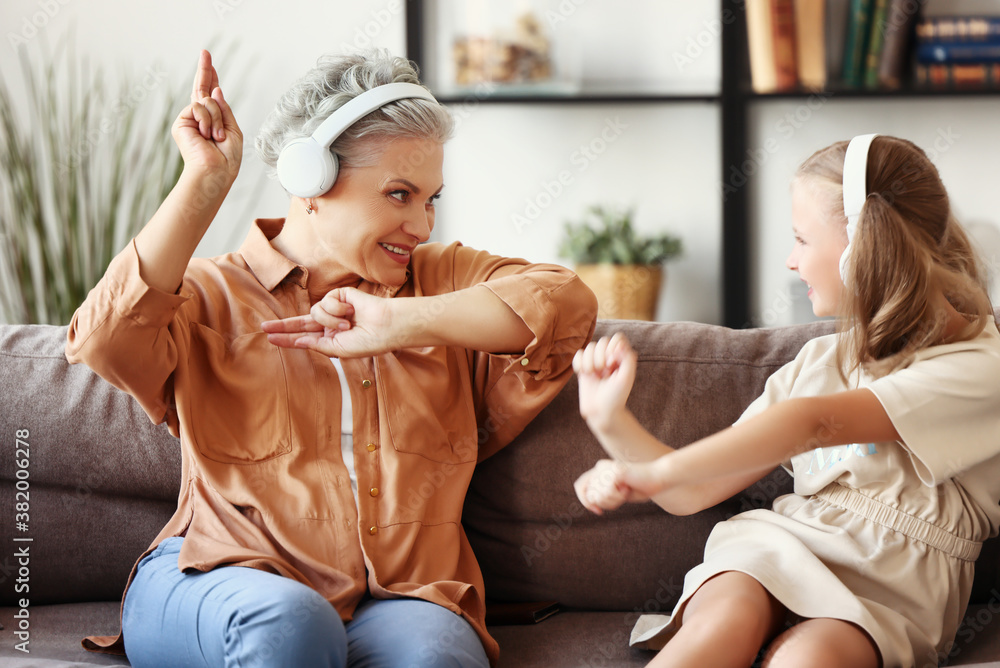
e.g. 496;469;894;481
66;240;191;430
413;241;597;460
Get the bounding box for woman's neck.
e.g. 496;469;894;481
270;209;361;299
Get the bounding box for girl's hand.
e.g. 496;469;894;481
573;333;637;431
574;457;670;515
171;50;242;184
574;459;630;515
262;288;396;358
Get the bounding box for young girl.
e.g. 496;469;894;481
573;134;1000;668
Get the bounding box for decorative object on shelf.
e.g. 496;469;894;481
559;205;682;321
0;42;186;324
453;11;551;86
429;0;580;96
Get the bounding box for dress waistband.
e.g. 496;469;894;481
816;483;982;562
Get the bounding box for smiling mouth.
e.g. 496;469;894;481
379;242;410;257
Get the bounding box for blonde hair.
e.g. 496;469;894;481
795;136;995;379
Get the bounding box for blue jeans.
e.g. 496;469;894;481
122;537;490;668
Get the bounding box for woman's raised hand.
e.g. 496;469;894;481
573;333;638;432
171;50;242;184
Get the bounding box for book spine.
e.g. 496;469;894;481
772;0;799;91
914;62;1000;89
795;0;827;90
876;0;919;90
863;0;889;89
842;0;874;87
916;16;1000;43
915;40;1000;64
746;0;779;93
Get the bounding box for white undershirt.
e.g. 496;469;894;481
331;358;358;503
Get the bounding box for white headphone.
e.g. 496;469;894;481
840;133;879;282
275;82;437;198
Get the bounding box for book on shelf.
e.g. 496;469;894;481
746;0;799;93
743;0;1000;92
863;0;890;88
914;61;1000;88
826;0;852;87
795;0;827;90
916;40;1000;64
912;14;1000;88
876;0;921;89
842;0;874;88
916;15;1000;42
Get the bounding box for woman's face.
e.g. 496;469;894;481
786;180;848;318
315;137;444;287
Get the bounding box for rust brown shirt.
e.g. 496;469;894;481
66;219;597;664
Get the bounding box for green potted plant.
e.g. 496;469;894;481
558;205;682;320
0;42;189;324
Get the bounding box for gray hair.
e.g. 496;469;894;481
254;49;453;180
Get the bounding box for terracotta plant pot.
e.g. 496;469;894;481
575;264;663;321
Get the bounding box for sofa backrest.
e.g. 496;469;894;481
462;314;1000;613
2;314;999;612
0;324;180;605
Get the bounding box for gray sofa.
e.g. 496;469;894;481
2;315;999;667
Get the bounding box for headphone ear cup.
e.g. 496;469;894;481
276;137;339;198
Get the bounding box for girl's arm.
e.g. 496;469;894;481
573;334;772;515
603;387;900;515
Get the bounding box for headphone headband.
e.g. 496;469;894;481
276;82;437;198
840;133;879;282
309;82;436;147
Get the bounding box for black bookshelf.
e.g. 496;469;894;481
403;0;1000;329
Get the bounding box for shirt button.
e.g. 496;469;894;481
361;379;372;389
369;526;378;536
366;443;376;452
369;487;379;497
520;358;529;366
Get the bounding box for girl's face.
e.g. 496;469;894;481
786;180;849;317
314;137;444;287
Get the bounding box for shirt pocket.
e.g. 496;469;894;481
186;324;292;464
381;349;478;464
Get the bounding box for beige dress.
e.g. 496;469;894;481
631;325;1000;668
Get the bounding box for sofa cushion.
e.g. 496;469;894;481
0;325;179;605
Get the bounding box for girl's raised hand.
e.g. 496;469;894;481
171;50;243;183
573;333;638;430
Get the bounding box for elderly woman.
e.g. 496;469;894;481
66;49;596;667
